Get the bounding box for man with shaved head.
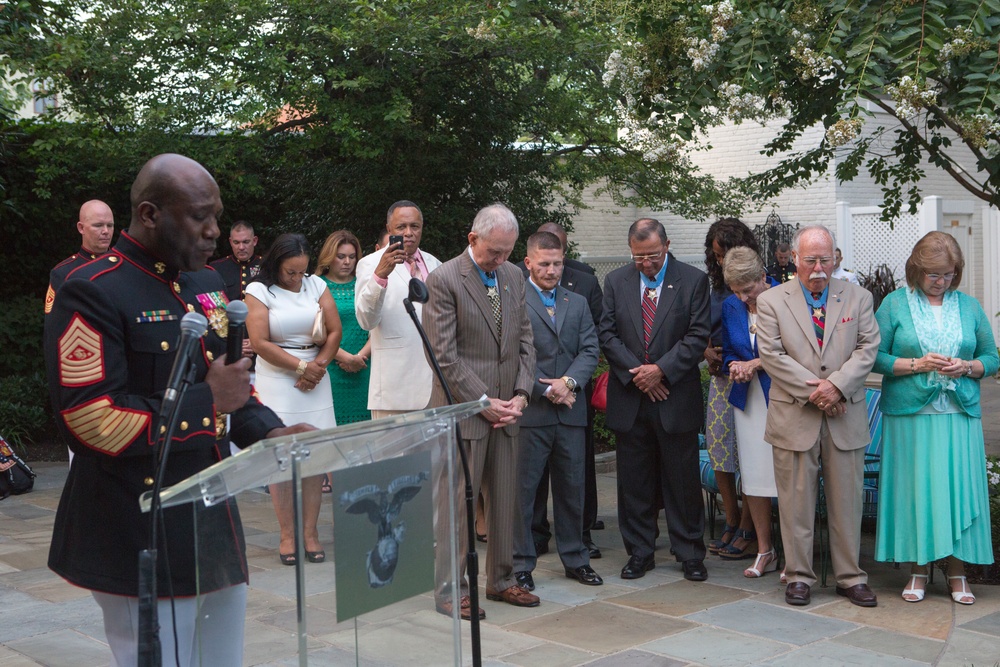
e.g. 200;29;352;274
519;222;605;560
44;199;115;314
44;154;315;666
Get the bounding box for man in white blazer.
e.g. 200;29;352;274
355;200;442;418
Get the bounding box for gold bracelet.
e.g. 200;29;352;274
296;360;308;376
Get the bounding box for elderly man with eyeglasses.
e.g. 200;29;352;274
598;218;712;582
755;225;880;608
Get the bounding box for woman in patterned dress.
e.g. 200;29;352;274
702;219;761;558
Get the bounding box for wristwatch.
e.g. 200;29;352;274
562;376;578;392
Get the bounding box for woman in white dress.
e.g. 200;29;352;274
246;234;342;565
721;247;780;578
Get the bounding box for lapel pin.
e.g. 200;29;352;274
667;284;674;289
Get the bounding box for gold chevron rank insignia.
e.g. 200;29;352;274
58;315;104;386
62;396;151;455
44;284;56;314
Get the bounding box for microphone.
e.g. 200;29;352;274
225;300;248;365
161;312;208;415
408;277;429;304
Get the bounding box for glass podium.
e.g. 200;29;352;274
140;399;487;666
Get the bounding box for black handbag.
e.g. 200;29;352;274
0;435;36;499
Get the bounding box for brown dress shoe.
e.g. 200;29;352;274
836;583;878;607
435;594;485;620
486;585;540;607
785;581;811;606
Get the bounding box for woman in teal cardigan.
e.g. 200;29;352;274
873;231;999;605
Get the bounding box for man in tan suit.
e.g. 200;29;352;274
756;225;880;607
424;203;538;618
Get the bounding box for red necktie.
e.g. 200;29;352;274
642;288;657;361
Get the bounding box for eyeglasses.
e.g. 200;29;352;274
925;272;955;282
800;256;834;266
630;251;664;263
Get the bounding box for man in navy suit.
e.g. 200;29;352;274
599;218;711;581
513;231;601;590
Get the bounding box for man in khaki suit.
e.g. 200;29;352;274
424;203;538;618
756;225;880;608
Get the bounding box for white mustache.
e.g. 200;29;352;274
809;271;828;280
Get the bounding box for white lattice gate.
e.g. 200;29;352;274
847;206;922;285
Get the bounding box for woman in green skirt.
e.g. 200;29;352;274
874;231;998;605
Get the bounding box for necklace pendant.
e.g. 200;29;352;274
749;323;758;334
487;285;498;298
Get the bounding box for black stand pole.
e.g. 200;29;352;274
138;367;198;667
403;279;482;667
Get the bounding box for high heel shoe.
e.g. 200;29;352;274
718;529;758;560
744;550;778;578
708;523;737;554
948;575;975;605
902;573;928;602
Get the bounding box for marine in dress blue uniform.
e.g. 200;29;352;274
44;155;312;667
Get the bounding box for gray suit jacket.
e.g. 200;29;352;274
521;283;599;428
756;277;879;452
423;251;535;440
598;255;711;434
519;260;603;327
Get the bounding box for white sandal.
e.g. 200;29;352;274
901;573;928;603
744;550;778;578
948;575;975;605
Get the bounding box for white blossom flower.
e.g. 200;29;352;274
825;117;864;147
466;19;497;42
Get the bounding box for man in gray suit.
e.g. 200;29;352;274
756;225;879;607
424;203;538;618
519;222;605;559
599;218;711;582
513;231;601;591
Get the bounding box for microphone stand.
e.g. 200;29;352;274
403;278;482;667
138;365;198;667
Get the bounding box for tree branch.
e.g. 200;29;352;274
863;92;995;203
260;115;317;136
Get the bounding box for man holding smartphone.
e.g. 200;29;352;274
355;200;442;418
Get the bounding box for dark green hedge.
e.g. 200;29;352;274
0;118;574;445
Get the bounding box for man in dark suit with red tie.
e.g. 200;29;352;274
598;218;711;582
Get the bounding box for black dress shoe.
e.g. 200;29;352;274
565;565;603;586
836;583;878;607
682;559;708;582
534;541;550;556
592;520;605;530
585;540;602;559
785;581;811;606
514;570;535;591
620;554;655;579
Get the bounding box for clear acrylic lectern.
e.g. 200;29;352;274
140;399;487;666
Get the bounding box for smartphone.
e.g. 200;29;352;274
389;235;404;250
